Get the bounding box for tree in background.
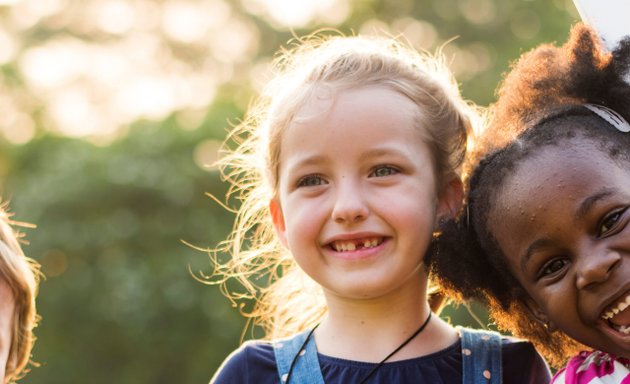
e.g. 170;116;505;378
0;0;578;382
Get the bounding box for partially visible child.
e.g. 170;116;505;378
0;202;40;383
210;33;550;383
429;23;630;383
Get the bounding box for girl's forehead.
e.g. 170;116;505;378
289;85;420;133
493;142;624;213
487;144;621;259
278;87;430;168
291;85;337;123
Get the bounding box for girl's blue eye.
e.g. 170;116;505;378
297;175;326;187
370;165;398;177
537;258;568;279
598;208;628;237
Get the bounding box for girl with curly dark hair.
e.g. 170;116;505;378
428;23;630;383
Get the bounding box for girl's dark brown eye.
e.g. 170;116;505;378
538;258;568;279
598;208;627;237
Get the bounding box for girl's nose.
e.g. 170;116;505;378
331;181;369;224
576;247;621;290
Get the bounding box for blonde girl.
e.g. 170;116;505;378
210;33;550;383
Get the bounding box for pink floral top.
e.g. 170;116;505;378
552;350;630;384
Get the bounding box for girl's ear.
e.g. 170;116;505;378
436;176;464;224
269;199;288;247
525;298;558;332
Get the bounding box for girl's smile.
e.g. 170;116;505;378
598;287;630;341
488;141;630;358
601;291;630;331
325;233;388;259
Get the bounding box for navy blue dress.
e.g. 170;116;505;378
211;336;551;383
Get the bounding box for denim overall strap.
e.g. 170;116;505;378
459;327;502;384
273;330;325;384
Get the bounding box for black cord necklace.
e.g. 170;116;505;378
285;312;432;384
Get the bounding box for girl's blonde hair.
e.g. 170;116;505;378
212;33;478;339
0;203;40;382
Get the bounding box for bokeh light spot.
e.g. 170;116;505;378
41;249;68;277
194;139;222;172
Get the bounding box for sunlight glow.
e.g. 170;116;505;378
242;0;349;28
0;92;35;145
162;2;212;43
0;0;356;142
4;114;35;144
9;0;67;30
510;10;541;40
48;86;113;138
0;0;252;142
193;139;223;171
19;38;87;90
459;0;496;25
391;18;438;50
209;18;259;63
93;0;136;35
0;28;17;65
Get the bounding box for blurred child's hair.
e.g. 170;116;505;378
0;202;40;382
427;23;630;368
212;32;479;339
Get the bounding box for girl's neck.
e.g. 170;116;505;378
314;281;459;362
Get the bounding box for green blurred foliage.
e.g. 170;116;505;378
0;0;582;382
5;100;244;383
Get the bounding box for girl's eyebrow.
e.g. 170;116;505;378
284;155;327;171
575;189;615;221
521;238;554;273
287;147;409;171
357;147;411;162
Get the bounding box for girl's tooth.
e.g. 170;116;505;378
613;308;620;314
334;238;383;251
619;301;629;311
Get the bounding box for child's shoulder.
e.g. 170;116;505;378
458;326;552;383
500;334;552;383
211;339;277;384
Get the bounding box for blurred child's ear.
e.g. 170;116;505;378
436;176;463;224
525;297;558;332
269;199;288;247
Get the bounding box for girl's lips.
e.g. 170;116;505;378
325;237;389;260
329;236;384;252
598;317;630;342
601;291;630;326
598;290;630;338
